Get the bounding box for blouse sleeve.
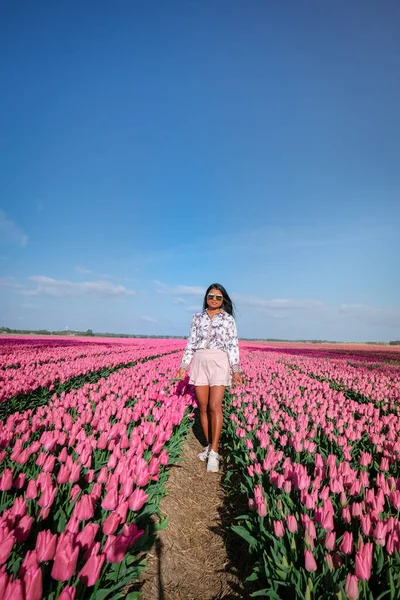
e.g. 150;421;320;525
226;317;241;372
180;316;198;369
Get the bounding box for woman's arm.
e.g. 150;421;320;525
225;316;241;373
179;316;198;369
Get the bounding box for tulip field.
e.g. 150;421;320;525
223;346;400;600
1;337;400;599
0;337;194;599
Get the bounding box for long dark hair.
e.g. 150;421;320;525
203;283;235;317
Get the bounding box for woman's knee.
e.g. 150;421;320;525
209;401;223;415
198;402;208;415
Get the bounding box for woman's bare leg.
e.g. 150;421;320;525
209;385;225;452
195;385;211;444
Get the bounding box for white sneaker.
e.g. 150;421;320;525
197;445;210;462
207;450;220;473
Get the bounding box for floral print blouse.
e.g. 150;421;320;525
180;309;241;372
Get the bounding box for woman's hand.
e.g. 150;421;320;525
232;372;243;386
177;367;187;380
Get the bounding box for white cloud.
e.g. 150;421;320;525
0;210;28;247
75;266;92;274
233;293;324;310
174;297;187;305
0;275;135;299
154;280;204;296
140;316;158;323
185;305;202;312
0;277;26;291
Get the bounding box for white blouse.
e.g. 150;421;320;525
180;309;241;372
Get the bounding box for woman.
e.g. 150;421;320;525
177;283;243;473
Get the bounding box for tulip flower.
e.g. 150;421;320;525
26;479;38;499
102;488;118;511
325;531;336;552
3;578;24;600
76;522;99;553
78;553;105;586
58;586;76;600
304;550;317;572
51;541;79;581
0;526;15;565
36;530;57;562
273;520;285;537
128;488;149;512
0;470;13;492
374;521;388;547
102;512;121;536
22;565;42;600
73;495;95;521
344;574;359;599
286;515;298;533
15;515;33;542
340;531;353;555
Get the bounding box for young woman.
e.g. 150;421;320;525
177;283;242;472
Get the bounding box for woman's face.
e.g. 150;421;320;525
206;288;224;310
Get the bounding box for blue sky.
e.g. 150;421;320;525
1;0;399;342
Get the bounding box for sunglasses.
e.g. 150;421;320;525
207;293;223;301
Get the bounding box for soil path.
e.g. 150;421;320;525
138;424;246;600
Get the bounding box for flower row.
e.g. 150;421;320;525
0;347;195;599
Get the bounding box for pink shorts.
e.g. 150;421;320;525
189;349;231;387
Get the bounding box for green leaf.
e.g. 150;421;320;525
231;524;258;547
156;517;169;531
93;590;111;600
250;589;271;597
126;593;141;600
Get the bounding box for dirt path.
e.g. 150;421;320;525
138;425;246;600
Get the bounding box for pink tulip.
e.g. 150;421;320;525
102;513;121;536
102;488;118;511
304;550;317;572
360;452;372;467
90;483;102;501
97;467;108;483
36;530;57;562
22;565;42;600
340;532;353;555
58;586;76;600
10;497;27;519
70;484;81;501
51;541;79;581
128;488;149;512
286;515;298;533
344;574;359;600
342;507;351;523
325;531;336;551
76;523;99;553
273;520;285;537
355;546;372;580
374;521;387;547
13;473;26;489
3;578;24;600
73;495;95;521
0;526;15;565
38;485;57;509
26;480;38;499
15;515;33;542
0;470;13;491
325;553;334;570
78;553;105;586
57;465;71;485
103;535;130;563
